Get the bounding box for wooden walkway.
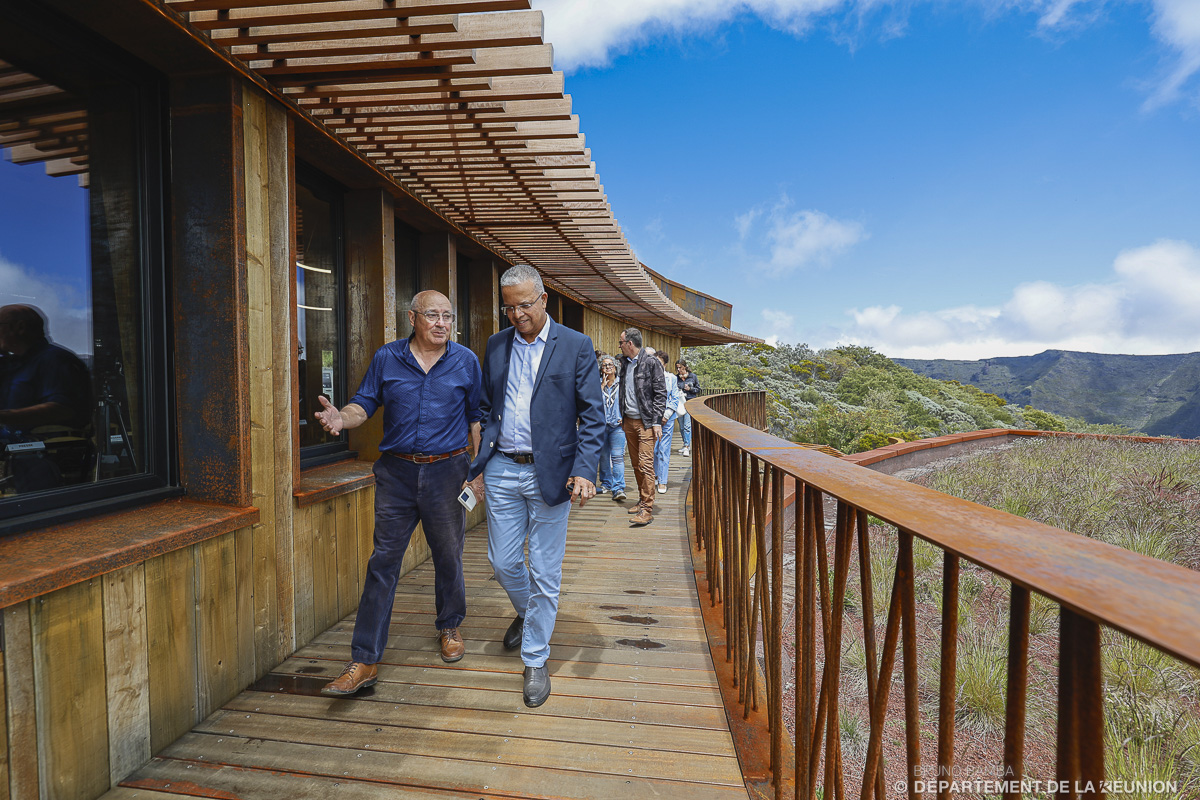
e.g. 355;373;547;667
104;453;750;800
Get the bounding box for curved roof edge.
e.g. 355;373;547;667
157;0;760;345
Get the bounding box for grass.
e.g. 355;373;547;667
908;436;1200;790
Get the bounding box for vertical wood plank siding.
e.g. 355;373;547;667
583;307;682;362
101;565;151;785
4;603;38;799
32;580;109;800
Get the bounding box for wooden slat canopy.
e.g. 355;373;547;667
160;0;757;345
0;60;90;184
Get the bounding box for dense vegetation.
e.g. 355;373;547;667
681;343;1135;452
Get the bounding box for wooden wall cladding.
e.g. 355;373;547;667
583;308;681;364
1;483;385;799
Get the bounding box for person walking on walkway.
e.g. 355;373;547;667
318;290;482;696
675;359;700;457
596;354;628;502
617;327;666;527
653;349;683;494
464;264;605;708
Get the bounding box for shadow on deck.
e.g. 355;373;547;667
103;455;750;799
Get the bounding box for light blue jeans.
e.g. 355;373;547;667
679;411;692;447
597;423;626;492
483;452;572;668
654;416;676;485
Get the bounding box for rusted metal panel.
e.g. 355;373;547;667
170;73;252;507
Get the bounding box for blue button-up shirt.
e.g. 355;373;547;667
496;317;551;452
350;338;482;455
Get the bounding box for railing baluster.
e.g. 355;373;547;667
856;509;886;800
1002;585;1030;800
771;466;784;800
936;552;959;800
809;490;831;788
1056;609;1105;800
898;531;923;798
825;501;855;800
862;560;904;800
799;484;817;800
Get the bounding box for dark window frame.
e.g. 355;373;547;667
295;161;351;469
0;4;176;536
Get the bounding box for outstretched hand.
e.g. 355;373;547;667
314;395;343;434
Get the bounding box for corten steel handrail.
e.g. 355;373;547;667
688;391;1200;800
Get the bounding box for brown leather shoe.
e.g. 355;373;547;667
630;508;653;527
321;661;378;695
628;503;647;514
440;628;465;662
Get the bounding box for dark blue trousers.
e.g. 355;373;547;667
350;452;469;664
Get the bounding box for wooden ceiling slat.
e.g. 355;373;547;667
159;1;756;344
178;1;531;32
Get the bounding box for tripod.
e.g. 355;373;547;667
94;378;137;481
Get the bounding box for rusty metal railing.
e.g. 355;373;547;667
688;391;1200;800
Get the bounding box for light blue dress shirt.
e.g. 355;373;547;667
496;317;551;452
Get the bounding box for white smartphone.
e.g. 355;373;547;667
457;485;477;511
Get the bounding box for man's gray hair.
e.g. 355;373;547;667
621;327;643;348
500;264;544;295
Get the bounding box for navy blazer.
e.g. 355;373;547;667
468;319;605;506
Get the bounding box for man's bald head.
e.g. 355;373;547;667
0;305;47;354
410;290;450;313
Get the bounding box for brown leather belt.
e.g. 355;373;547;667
385;446;469;464
500;451;535;464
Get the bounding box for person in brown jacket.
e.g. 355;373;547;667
616;327;667;526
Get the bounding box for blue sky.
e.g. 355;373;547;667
534;0;1200;358
3;0;1197;360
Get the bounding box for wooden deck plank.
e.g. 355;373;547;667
154;733;749;800
193;710;745;785
222;690;735;753
105;456;749;800
268;656;724;705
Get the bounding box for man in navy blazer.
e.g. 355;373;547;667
465;264;604;707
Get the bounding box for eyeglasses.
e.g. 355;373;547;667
500;300;540;315
415;311;456;323
602;364;616;369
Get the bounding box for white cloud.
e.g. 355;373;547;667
737;195;866;276
760;307;797;345
0;255;91;356
532;0;844;70
532;0;1200;108
819;239;1200;358
1142;0;1200;109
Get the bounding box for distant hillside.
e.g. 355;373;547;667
896;350;1200;438
680;344;1128;454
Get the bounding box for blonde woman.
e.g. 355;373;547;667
597;355;627;502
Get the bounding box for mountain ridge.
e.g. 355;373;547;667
895;350;1200;438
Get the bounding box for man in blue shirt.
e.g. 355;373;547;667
0;305;92;492
465;264;605;707
317;290;483;695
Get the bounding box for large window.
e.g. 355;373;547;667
395;219;421;339
0;6;171;532
295;164;348;464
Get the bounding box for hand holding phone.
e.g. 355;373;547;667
457;485;477;511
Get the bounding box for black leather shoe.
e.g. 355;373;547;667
502;616;524;651
523;665;551;708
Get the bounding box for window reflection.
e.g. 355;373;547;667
0;53;147;504
295;172;344;452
